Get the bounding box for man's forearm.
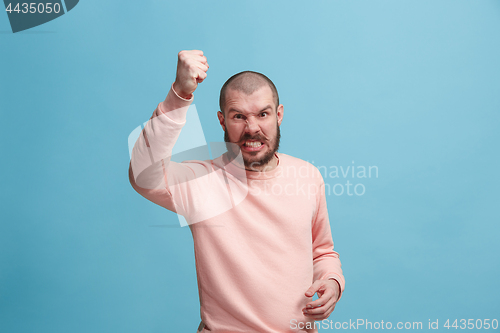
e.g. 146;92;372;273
129;85;192;190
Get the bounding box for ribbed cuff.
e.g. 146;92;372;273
171;83;194;102
156;84;193;123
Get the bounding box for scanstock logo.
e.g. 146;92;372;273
3;0;79;33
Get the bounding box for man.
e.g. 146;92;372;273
129;50;345;332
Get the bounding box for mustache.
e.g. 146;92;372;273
240;134;267;142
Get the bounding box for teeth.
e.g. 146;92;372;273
245;141;262;148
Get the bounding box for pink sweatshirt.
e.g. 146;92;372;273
129;87;345;333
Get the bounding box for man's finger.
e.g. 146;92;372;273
196;70;207;83
306;288;333;308
303;309;335;320
303;297;335;315
196;63;209;72
186;49;204;56
304;280;322;297
197;55;208;65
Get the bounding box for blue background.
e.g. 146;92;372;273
1;0;499;332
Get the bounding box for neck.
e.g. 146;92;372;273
245;153;279;173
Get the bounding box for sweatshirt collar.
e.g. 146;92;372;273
215;153;282;180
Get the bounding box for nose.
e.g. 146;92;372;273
245;117;260;134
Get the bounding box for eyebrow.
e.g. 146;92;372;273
228;105;273;115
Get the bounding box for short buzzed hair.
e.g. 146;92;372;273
219;71;279;115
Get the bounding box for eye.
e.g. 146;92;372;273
260;112;268;117
234;114;243;119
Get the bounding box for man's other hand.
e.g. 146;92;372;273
302;279;340;320
173;50;209;99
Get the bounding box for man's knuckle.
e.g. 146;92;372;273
186;63;196;71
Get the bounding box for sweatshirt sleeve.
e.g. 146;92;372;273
311;180;346;301
128;85;202;216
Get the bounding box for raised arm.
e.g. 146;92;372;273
128;50;209;213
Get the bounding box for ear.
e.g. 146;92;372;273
217;111;226;131
277;104;284;126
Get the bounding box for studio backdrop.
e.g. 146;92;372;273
1;0;499;332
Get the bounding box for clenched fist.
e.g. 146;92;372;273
172;50;209;99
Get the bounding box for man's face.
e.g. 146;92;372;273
217;85;284;170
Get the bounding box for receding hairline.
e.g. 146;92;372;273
219;71;279;115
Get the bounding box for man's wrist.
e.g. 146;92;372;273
328;278;342;301
172;82;194;101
